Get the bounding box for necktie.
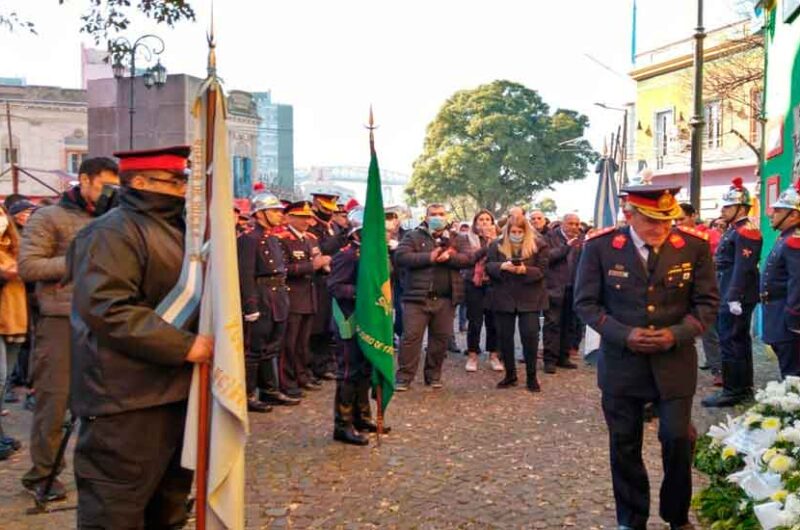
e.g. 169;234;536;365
644;244;659;275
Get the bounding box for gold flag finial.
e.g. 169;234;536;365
366;105;378;149
206;1;217;76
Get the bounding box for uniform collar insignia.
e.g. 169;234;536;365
612;234;627;249
669;233;685;249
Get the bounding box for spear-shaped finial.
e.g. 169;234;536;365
206;0;217;77
366;105;378;151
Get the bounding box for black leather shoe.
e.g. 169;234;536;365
320;372;336;381
556;360;578;369
354;420;392;434
497;377;518;388
260;391;302;406
701;390;748;408
543;363;557;374
247;399;272;413
333;426;369;446
526;379;541;392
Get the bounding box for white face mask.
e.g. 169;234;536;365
0;216;8;235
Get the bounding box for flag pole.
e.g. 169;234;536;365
195;21;218;530
366;106;385;447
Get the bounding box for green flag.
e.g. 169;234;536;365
355;120;395;410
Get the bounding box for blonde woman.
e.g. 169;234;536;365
485;214;549;391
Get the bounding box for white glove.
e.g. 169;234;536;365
388;239;399;250
728;301;743;316
244;312;260;322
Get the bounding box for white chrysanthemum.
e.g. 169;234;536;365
770;454;797;474
780;427;800;445
764;417;783;430
708;415;740;444
745;413;765;427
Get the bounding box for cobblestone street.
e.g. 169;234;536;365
0;335;781;529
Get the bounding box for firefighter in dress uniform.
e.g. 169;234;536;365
274;201;331;397
761;179;800;378
702;177;762;408
574;185;719;530
237;191;300;411
328;207;392;446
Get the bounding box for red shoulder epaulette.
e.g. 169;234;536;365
305;232;318;240
273;227;292;240
585;226;617;241
677;225;709;241
787;228;800;249
736;220;762;241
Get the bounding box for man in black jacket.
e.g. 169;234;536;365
395;204;471;390
69;146;213;529
542;213;582;373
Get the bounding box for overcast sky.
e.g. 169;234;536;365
0;0;747;216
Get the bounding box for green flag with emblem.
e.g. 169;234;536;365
355;108;395;410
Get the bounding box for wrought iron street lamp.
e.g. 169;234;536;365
109;34;167;149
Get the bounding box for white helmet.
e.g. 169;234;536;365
250;192;283;214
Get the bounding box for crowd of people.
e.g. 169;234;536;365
0;139;798;530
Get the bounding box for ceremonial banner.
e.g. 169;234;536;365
355;121;396;410
181;73;249;529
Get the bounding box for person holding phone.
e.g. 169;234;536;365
485;214;549;391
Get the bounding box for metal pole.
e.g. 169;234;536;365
689;0;705;210
129;51;136;150
620;109;628;186
5;101;18;194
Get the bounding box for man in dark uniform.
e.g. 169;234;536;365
237;191;300;411
275;201;331;398
327;207;392;446
69;146;214;529
574;185;719;530
761;180;800;378
308;191;349;382
702;177;762;407
385;205;407;342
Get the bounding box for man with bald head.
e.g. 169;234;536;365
542;212;583;373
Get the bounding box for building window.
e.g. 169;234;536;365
704;100;722;149
750;88;763;146
654;109;673;158
67;151;87;174
233;156;253;198
3;147;18;165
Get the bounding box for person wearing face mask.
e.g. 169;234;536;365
385;205;407;342
574;185;718;530
758;180;800;379
0;205;28;459
67;145;214;528
702;177;762;408
17;156;119;501
395;203;471;391
485;214;549;390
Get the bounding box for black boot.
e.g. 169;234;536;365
353;380;391;434
702;361;749;408
333;383;368;446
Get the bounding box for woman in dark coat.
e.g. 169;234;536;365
486;214;549;391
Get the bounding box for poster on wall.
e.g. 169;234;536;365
766;116;784;159
785;0;800;22
766;175;781;214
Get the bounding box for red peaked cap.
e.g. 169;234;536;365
114;145;192;174
253;182;266;192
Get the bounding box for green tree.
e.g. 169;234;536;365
533;197;557;215
407;80;596;217
1;1;195;42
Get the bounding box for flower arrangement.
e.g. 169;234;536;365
694;377;800;529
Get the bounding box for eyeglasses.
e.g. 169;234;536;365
145;175;188;188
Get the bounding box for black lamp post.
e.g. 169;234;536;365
110;35;167;149
689;0;706;211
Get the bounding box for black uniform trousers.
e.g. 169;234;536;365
542;291;575;366
244;284;288;394
281;313;313;391
334;331;371;384
494;310;539;381
601;393;693;529
465;282;497;354
719;303;755;387
771;340;800;379
74;401;193;530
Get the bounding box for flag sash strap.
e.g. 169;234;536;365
155;134;207;328
331;298;354;340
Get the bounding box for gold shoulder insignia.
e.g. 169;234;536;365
677;226;709;241
585;226;617;241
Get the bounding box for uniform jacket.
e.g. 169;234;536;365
18;187;94;316
485;238;549;313
328;243;359;318
237;223;289;322
761;226;800;344
715;217;762;305
309;219;347;333
394;225;472;305
69;188;196;417
275;225;318;315
574;225;719;400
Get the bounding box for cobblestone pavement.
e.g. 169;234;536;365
0;334;781;530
